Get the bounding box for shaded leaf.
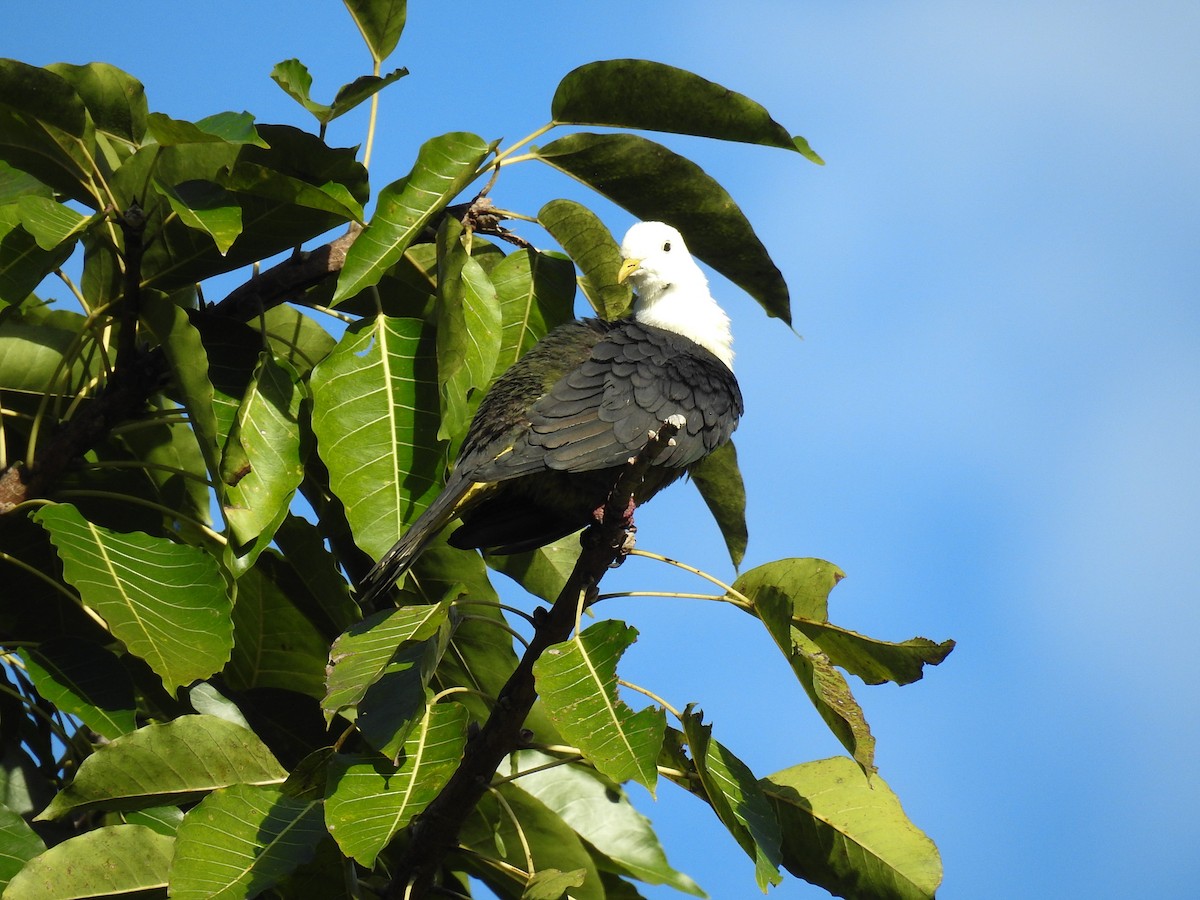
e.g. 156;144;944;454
764;756;942;899
538;199;629;319
552;59;819;161
0;802;44;891
333;131;490;304
251;303;338;378
525;868;588;900
325;702;467;866
19;638;137;739
491;246;578;369
689;439;747;568
14;194;93;251
273;60;409;125
4;825;171;899
509;750;702;895
310;316;445;561
38;716;286;820
486;532;581;603
0;159;53;204
534;132;790;323
35;503;233;694
170;783;326;900
156;178;243;255
343;0;408;62
146;110;267;147
45;61;147;149
0;207;74;303
681;706;782;891
533;620;664;793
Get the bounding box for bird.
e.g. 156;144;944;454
356;221;743;607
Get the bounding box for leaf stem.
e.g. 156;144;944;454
362;59;382;169
627;548;754;607
490;123;556;168
617;678;682;719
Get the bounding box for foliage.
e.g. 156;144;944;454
0;2;953;897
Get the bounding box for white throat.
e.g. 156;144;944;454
631;277;735;371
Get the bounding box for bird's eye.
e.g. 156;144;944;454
662;241;672;252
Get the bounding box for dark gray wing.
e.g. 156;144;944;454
471;319;742;480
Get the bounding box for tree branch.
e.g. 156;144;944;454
385;421;682;898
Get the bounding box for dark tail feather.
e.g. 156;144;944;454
356;474;475;608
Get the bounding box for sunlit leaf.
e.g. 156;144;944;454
325;702;467;866
490;246;578;369
682;706;782;890
4;825;172;899
534;132;791;323
552;59;820;161
764;756;943;899
0;802;45;891
146;110;267;147
45;61;147;150
689;439;748;568
170;783;326;900
0;207;74;303
156;178;243;255
310;316;445;561
343;0;408;62
333;131;490;304
35;503;233;694
39;716;286;820
533;619;665;792
509;750;703;895
14;194;93;251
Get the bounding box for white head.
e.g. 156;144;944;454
619;221;734;370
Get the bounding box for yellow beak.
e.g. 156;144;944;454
617;257;641;284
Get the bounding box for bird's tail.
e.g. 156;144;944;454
356;473;480;608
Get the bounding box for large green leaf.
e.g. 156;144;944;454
538;199;629;319
35;503;233;694
170;783;326;900
4;825;172;899
490;246;578;369
310;316;445;561
332;131;491;305
456;782;605;900
0;208;74;304
0;802;44;891
250;303;338;379
552;59;822;162
532;619;665;793
38;716;286;820
508;750;703;895
0;59;99;206
534;132;791;324
14;194;94;251
681;707;782;891
323;601;451;723
156;177;244;255
221;353;305;561
45;62;147;151
435;222;502;440
19;638;137;739
225;559;331;700
343;0;408;62
324;701;468;866
689;439;748;568
764;756;943;899
268;518;362;639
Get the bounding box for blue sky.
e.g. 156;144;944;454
6;1;1199;897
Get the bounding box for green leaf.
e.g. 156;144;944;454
274;60;410;125
19;638;137;739
486;532;581;603
681;707;782;890
534;132;791;324
524;868;588;900
325;702;468;866
45;62;147;150
146;110;267;147
38;716;286;820
435;222;502;440
0;210;74;305
250;303;338;378
0;802;45;892
343;0;408;62
330;68;409;120
538;199;630;319
509;750;703;895
0;159;53;205
457;783;604;900
552;59;819;161
221;353;305;560
268;519;362;638
4;825;172;899
332;131;490;305
310;316;445;561
323;601;451;724
223;160;364;223
156;178;244;255
170;783;326;900
225;558;331;700
533;620;665;793
491;246;578;369
0;59;99;206
14;194;93;251
123;806;185;837
689;439;748;568
731;559;876;774
764;757;943;899
35;503;234;694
